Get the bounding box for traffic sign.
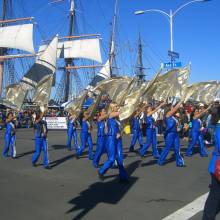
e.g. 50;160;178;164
168;50;180;59
162;62;182;68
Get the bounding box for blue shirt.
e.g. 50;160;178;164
81;120;90;133
68;118;77;131
131;117;141;131
97;120;106;137
107;118;120;136
34;120;48;138
165;116;177;134
191;119;202;132
5;121;15;136
145;116;155;130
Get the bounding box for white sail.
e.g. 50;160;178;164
0;23;34;53
22;35;58;87
98;60;111;79
39;38;102;63
62;38;102;62
36;36;58;73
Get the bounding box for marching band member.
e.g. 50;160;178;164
67;113;79;152
139;102;165;158
158;102;184;167
93;108;108;168
3;112;16;159
186;106;211;157
77;111;93;160
203;105;220;219
98;102;128;182
32;111;50;169
129;109;143;152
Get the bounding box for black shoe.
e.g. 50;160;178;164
98;172;104;181
32;163;37;167
129;147;134;152
45;165;51;170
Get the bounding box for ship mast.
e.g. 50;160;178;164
64;0;75;102
109;0;118;77
0;0;7;97
135;33;145;83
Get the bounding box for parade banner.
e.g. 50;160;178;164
44;117;67;130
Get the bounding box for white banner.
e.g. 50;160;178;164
44;117;67;130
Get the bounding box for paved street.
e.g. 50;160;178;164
0;128;219;220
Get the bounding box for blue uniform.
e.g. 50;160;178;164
208;123;220;174
93;120;107;168
3;121;16;158
99;118;128;181
186;119;208;157
158;116;184;167
67;118;78;151
77;120;93;160
32;120;49;168
129;116;143;152
139;115;159;158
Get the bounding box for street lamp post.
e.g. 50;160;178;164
135;0;211;67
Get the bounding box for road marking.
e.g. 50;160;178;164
162;192;209;220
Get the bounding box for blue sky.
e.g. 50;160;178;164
4;0;220;85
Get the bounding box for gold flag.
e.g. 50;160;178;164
6;83;28;110
64;91;88;117
184;81;219;103
146;65;190;101
32;74;53;110
119;84;146;121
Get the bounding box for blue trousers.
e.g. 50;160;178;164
93;136;107;168
78;132;93;159
139;128;159;158
99;136;128;180
158;132;184;167
32;137;49;168
130;129;143;150
186;131;208;156
67;129;78;151
3;134;16;158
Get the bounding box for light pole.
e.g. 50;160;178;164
135;0;211;66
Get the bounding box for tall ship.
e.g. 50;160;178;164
0;0;124;110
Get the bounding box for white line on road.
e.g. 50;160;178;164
162;192;209;220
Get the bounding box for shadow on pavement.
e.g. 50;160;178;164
66;160;141;220
51;145;67;150
16;150;35;158
50;154;75;168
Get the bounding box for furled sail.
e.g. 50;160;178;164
0;24;34;54
21;36;58;88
